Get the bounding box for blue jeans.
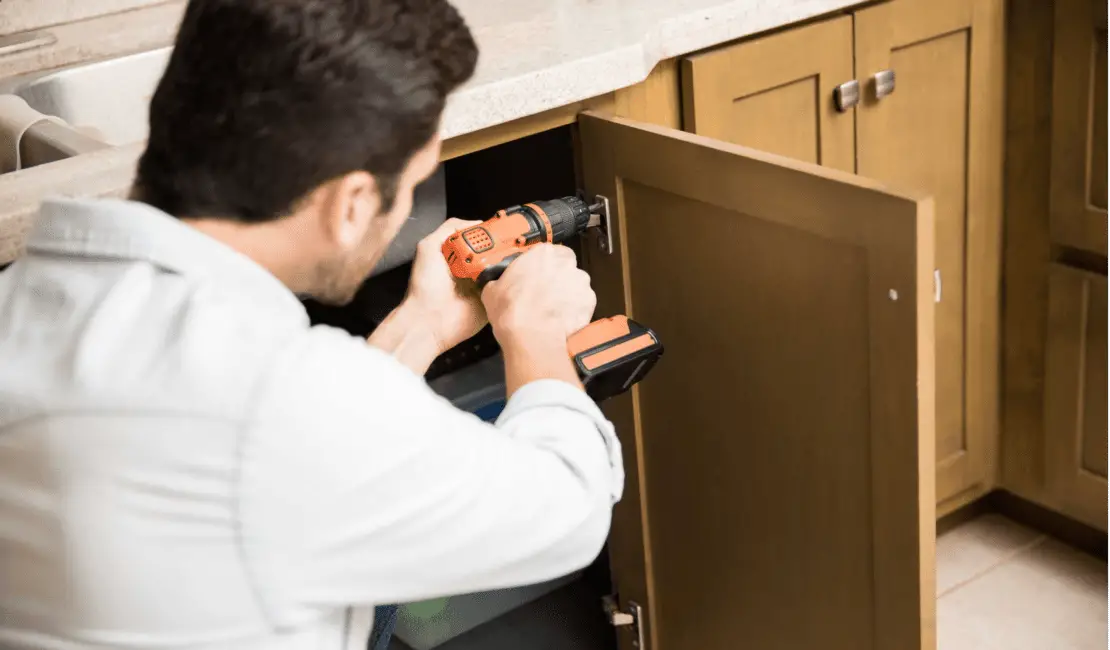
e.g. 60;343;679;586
368;604;399;650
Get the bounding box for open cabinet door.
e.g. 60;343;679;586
577;112;937;650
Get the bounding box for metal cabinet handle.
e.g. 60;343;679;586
833;79;860;112
873;69;896;100
934;269;942;303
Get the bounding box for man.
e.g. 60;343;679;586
0;1;624;649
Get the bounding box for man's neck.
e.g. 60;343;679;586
186;215;315;290
182;216;316;295
126;189;312;292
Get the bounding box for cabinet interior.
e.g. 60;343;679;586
304;125;578;381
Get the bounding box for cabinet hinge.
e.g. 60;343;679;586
579;191;613;255
602;594;645;649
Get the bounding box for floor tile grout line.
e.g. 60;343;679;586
938;534;1049;599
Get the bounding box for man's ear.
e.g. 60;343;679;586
319;170;380;249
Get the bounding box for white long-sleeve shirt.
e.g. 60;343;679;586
0;198;624;650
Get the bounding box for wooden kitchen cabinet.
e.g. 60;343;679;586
855;0;1004;511
1049;0;1108;255
576;112;937;650
1044;265;1108;531
681;0;1004;512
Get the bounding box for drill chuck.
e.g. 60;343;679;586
526;196;592;244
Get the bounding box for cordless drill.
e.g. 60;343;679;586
442;196;663;402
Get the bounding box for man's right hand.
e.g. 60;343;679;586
481;244;597;393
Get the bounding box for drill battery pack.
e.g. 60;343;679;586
567;315;664;402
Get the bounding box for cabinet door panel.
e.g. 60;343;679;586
1050;0;1109;255
681;16;855;172
1045;265;1108;531
856;0;1004;509
578;113;936;650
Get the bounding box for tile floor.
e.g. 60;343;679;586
396;514;1107;650
937;514;1107;650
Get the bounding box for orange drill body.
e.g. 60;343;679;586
442;196;663;402
442;204;554;285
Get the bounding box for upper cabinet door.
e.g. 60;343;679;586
681;16;856;173
855;0;1005;510
1050;0;1108;255
577;113;937;650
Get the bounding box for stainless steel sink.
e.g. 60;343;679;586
1;47;171;147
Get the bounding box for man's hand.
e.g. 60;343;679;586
481;244;597;395
367;218;487;374
405;218;489;352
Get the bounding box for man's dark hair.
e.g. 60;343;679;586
134;0;477;222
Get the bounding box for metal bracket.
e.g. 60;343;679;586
587;194;614;255
603;595;645;648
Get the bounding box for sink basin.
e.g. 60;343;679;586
0;47;171;147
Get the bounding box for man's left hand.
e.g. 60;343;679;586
367;218;487;374
405;218;489;354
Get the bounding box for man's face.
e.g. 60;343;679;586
309;137;442;305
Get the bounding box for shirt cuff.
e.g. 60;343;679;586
495;380;624;504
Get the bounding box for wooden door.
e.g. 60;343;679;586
1050;0;1109;255
578;112;936;650
681;16;856;173
1044;265;1108;531
855;0;1004;511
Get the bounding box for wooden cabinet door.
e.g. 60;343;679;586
1050;0;1109;255
1044;265;1108;531
855;0;1004;511
681;16;856;173
577;112;937;650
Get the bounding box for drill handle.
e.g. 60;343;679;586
474;252;522;290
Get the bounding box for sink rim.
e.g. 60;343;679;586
0;46;173;96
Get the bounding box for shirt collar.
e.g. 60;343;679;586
28;197;308;325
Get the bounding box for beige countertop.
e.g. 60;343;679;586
0;0;866;263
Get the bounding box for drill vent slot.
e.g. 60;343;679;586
464;228;494;253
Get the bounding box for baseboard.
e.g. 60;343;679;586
940;489;1108;561
937;493;995;536
986;490;1108;561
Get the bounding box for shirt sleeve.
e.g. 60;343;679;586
237;325;624;619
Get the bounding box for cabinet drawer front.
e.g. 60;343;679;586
579;113;937;650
